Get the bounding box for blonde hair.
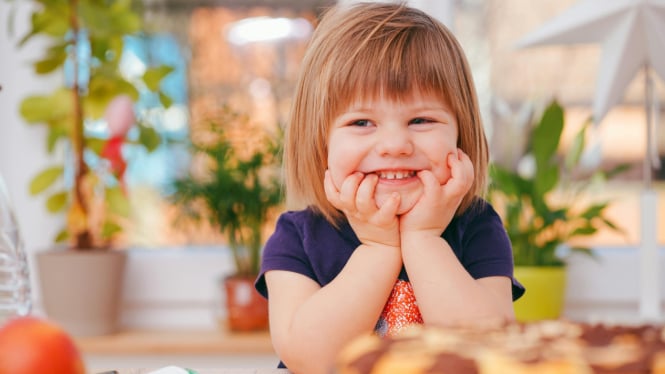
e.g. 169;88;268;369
284;2;488;225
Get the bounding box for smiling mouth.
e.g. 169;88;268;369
375;170;417;180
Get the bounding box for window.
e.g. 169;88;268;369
119;1;331;247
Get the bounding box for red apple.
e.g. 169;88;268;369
0;316;86;374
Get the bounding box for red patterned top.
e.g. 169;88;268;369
375;279;424;337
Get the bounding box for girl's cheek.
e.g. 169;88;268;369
327;166;346;191
431;162;452;184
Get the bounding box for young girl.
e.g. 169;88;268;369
255;2;524;373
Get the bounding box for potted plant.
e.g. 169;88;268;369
489;100;627;321
10;0;173;335
171;107;283;332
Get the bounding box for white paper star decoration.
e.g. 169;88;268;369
516;0;665;124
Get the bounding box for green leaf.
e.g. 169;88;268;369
34;43;67;74
19;89;73;124
602;217;622;232
46;128;68;153
138;124;161;152
564;122;587;171
489;165;521;196
106;186;131;217
29;166;64;195
605;163;631;179
533;164;558;197
45;191;68;213
143;65;174;91
532;101;564;169
54;229;69;243
159;91;173;108
570;226;598;236
85;137;107;156
29;5;70;39
101;221;123;240
90;36;120;63
580;203;608;220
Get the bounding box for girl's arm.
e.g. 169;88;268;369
401;233;515;325
265;243;401;374
400;150;514;325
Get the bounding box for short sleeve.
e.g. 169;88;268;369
254;212;317;298
455;202;525;301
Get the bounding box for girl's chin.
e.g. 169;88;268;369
375;189;421;215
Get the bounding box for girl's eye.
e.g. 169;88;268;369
410;117;433;125
350;119;372;127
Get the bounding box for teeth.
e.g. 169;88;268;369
377;170;416;180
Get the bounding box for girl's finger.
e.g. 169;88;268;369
417;169;439;192
447;149;474;194
356;173;378;212
338;172;364;209
376;192;400;222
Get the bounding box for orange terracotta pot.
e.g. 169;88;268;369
224;275;269;332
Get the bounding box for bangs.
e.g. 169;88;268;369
327;19;457;117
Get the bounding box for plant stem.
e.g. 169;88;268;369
69;0;92;249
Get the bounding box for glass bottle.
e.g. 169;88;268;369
0;173;31;323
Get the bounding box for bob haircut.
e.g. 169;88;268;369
284;1;489;225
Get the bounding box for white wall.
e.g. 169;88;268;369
113;246;665;330
0;2;65;305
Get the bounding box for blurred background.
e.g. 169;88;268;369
0;0;663;369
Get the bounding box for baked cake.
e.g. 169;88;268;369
336;320;665;373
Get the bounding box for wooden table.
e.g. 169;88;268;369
76;329;280;373
77;329;275;355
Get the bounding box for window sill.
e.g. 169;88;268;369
75;327;274;355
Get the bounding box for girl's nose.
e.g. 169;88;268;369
374;126;414;156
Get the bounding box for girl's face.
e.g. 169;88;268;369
327;92;459;215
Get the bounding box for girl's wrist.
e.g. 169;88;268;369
355;243;403;269
400;230;443;247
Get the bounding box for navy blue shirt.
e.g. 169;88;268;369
256;199;524;300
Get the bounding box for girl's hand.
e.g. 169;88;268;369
324;170;401;248
400;149;474;237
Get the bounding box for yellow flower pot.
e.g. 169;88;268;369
513;266;566;321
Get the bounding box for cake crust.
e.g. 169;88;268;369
336;321;665;374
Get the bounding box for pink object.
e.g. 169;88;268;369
104;95;135;137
